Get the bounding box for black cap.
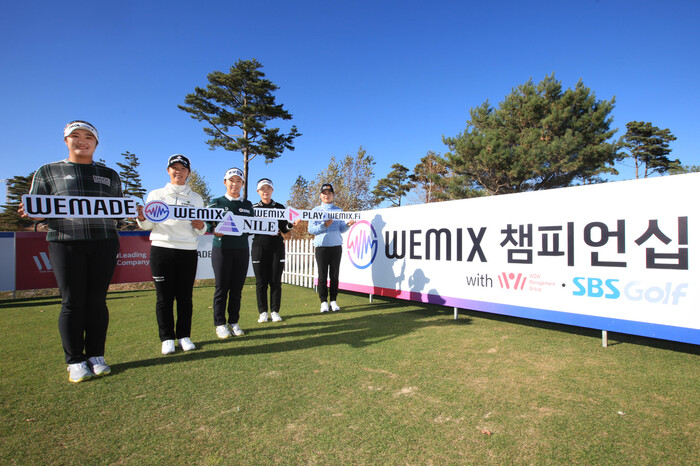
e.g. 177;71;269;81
168;154;191;170
320;183;334;193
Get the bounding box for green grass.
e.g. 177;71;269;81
1;280;698;464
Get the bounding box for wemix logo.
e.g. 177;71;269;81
498;272;527;290
143;200;170;222
33;252;52;272
347;220;378;269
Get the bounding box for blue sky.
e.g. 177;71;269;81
1;0;698;206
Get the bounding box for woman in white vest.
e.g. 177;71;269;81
136;155;206;355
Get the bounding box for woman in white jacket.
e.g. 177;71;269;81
136;155;206;355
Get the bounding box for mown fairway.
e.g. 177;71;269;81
2;281;698;464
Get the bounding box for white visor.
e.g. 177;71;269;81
224;168;244;180
64;122;99;142
257;179;273;190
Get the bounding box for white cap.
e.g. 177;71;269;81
256;178;273;190
64;121;99;143
224;167;244;180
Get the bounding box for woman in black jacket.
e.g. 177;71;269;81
251;178;298;322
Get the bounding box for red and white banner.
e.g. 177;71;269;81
15;232;58;290
110;232;153;284
14;232;153;290
6;231;247;291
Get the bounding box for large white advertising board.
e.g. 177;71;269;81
339;174;699;345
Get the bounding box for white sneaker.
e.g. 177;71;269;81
216;325;233;339
162;339;176;355
271;311;283;322
87;356;111;376
67;362;92;383
320;302;329;313
178;337;196;352
258;312;269;323
330;301;341;312
229;323;245;336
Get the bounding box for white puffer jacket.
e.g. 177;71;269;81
137;183;206;250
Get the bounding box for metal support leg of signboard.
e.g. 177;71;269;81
602;330;608;348
454;307;458;320
369;294;373;303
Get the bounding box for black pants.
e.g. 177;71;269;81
149;246;198;341
49;239;120;364
211;246;249;326
315;245;342;303
252;239;285;314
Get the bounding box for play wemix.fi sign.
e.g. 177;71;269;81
339;174;699;345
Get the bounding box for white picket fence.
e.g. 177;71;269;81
283;238;316;289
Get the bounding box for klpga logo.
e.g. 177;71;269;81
347;220;378;269
572;277;688;305
144;200;169;223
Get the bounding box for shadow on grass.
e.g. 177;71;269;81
0;297;62;309
110;300;472;374
0;288;153;308
6;287;697;357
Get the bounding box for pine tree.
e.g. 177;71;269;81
410;151;485;202
443;74;617;195
187;169;213;205
620;121;679;178
411;151;449;203
0;172;35;231
116;151;147;230
116;151;147;201
669;165;700;175
179;59;301;199
372;163;415;207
